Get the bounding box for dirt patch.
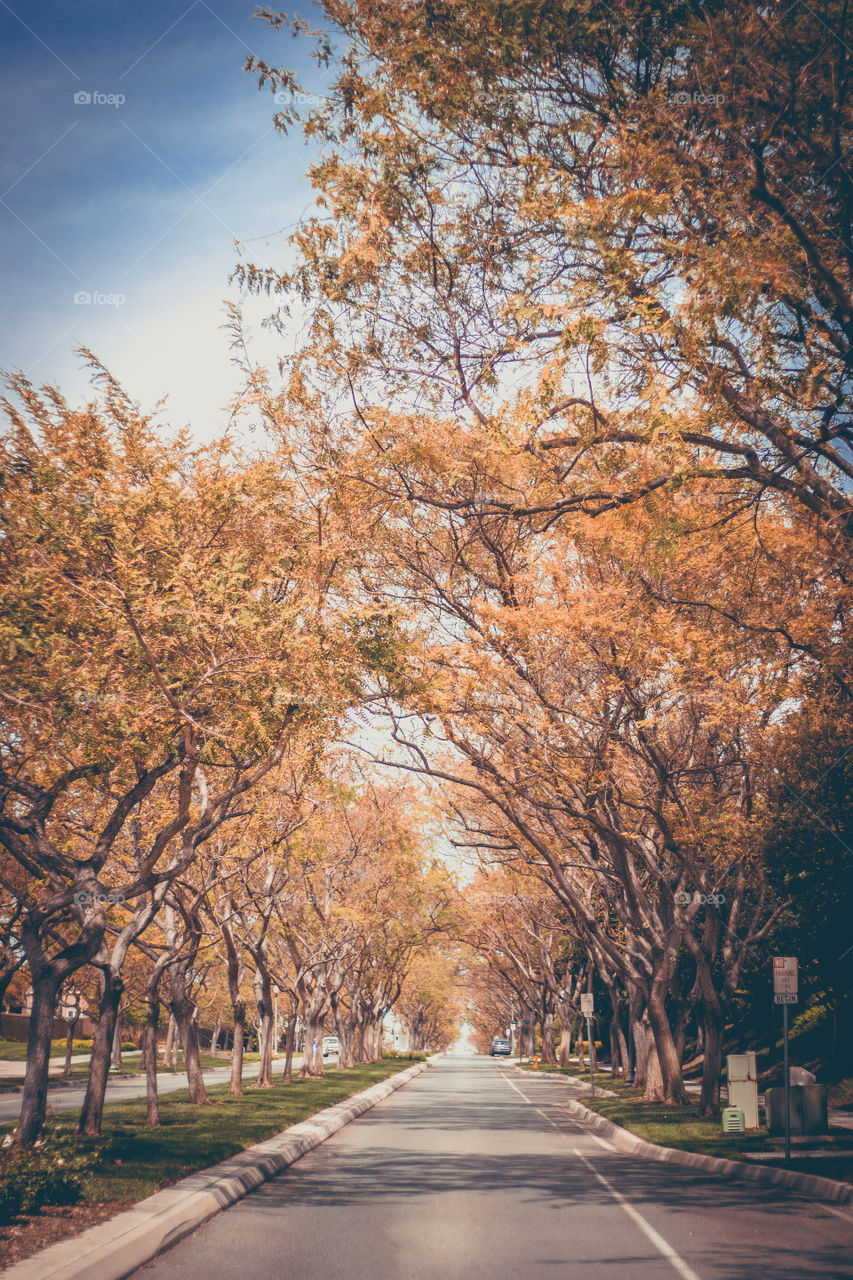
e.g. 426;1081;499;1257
0;1200;121;1270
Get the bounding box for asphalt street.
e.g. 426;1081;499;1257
132;1055;853;1280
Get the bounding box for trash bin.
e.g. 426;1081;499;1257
802;1084;828;1134
765;1084;828;1136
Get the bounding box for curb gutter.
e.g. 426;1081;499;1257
0;1061;430;1280
542;1077;853;1206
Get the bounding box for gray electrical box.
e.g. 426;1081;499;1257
765;1084;828;1136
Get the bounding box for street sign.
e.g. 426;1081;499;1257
773;956;798;1165
580;993;594;1017
773;956;798;1005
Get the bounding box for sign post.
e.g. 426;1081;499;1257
773;957;798;1162
580;992;595;1097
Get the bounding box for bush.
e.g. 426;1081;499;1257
0;1129;100;1225
382;1050;427;1061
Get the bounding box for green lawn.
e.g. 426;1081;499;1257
519;1065;853;1184
2;1057;424;1208
0;1039;69;1062
0;1038;137;1063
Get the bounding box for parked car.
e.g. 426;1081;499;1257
489;1036;512;1056
322;1035;341;1058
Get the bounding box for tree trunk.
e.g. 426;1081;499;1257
169;967;210;1104
632;1010;653;1090
63;1014;80;1079
78;969;122;1136
352;1018;366;1063
557;1020;572;1067
645;978;687;1104
144;991;161;1127
254;973;274;1088
163;1013;177;1070
281;1015;296;1084
336;1017;355;1069
210;1014;222;1056
697;999;725;1117
300;1012;325;1077
576;1016;585;1071
230;999;246;1095
111;1005;124;1070
541;1011;556;1064
16;966;61;1146
611;1008;629;1080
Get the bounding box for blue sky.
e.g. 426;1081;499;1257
0;1;333;434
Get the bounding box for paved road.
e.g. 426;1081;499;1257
0;1057;305;1124
133;1056;853;1280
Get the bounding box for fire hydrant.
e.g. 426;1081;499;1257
531;1056;540;1070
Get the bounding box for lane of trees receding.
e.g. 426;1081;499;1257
2;0;852;1143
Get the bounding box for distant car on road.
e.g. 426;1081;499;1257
489;1036;512;1056
322;1035;340;1058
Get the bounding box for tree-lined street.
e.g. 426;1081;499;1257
2;0;853;1271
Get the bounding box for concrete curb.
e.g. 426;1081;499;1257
524;1072;853;1206
0;1061;431;1280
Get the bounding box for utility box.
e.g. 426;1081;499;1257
722;1105;745;1133
765;1085;829;1136
802;1084;828;1134
727;1053;759;1128
727;1052;757;1081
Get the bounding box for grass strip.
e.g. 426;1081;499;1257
519;1063;853;1185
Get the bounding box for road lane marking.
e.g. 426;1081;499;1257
823;1203;853;1227
572;1147;704;1280
504;1076;606;1143
501;1074;533;1104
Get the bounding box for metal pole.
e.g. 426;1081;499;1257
783;1002;790;1162
588;1016;595;1097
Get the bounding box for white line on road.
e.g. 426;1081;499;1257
500;1073;533;1104
823;1203;853;1227
590;1133;615;1151
506;1076;605;1144
572;1147;704;1280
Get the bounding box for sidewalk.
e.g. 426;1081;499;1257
0;1052;142;1081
